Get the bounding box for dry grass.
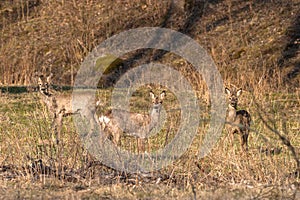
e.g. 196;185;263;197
0;0;299;88
0;85;299;198
0;0;299;198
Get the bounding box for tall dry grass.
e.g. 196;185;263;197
0;0;299;89
0;0;299;198
0;84;299;189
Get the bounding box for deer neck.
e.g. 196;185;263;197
39;90;58;114
227;104;237;122
150;104;161;121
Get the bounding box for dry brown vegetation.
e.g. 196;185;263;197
0;0;299;199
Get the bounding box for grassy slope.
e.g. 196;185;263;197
0;0;299;89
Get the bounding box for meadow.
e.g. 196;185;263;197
0;0;299;199
0;84;299;199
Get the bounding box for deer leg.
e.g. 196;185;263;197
51;113;58;144
147;138;151;153
137;138;145;153
242;132;249;151
141;138;146;153
55;112;64;145
113;131;120;146
234;128;242;150
137;138;141;153
239;131;249;152
230;132;234;145
136;138;140;153
226;126;234;147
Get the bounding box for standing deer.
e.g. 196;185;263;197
98;90;166;153
225;87;251;151
38;73;80;144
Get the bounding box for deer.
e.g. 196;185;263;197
98;90;166;153
225;87;251;151
38;73;80;144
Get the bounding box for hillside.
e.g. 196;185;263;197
0;0;299;91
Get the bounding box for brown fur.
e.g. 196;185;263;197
38;74;80;144
225;87;251;151
98;91;166;153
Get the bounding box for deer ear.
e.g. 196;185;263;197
46;73;53;83
237;88;242;97
160;90;166;100
225;87;231;95
38;77;42;84
150;90;155;100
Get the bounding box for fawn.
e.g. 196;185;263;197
38;73;80;144
225;87;251;151
98;90;166;152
